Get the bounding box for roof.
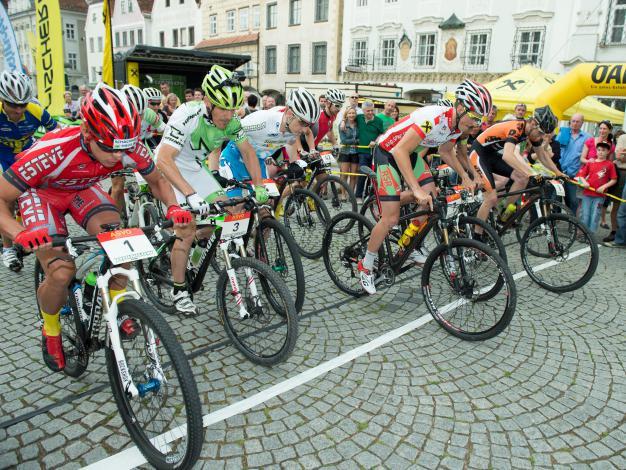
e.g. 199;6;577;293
439;13;465;30
59;0;88;13
195;32;259;50
117;44;250;69
110;0;154;16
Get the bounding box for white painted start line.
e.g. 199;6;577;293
83;247;591;469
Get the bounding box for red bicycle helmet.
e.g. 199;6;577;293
455;79;493;116
81;83;140;150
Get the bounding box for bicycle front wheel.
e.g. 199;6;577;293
282;188;331;259
216;257;298;366
421;239;517;341
515;199;573;245
105;299;204;469
520;213;598;292
313;175;358;232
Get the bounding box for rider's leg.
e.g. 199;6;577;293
504;169;529;207
171;219;196;285
109;175;126;215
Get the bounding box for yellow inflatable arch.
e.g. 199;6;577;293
535;63;626;120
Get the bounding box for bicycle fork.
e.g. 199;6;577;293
220;238;263;320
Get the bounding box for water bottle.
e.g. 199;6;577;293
83;272;98;311
190;244;203;267
398;220;427;248
500;203;517;222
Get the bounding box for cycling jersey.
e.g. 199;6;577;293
157;101;247;203
0;102;57;170
4;126;155;234
141;107;166;141
374;106;460;201
299;109;336;152
219;107;297;196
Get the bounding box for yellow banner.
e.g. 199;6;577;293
34;0;64;115
126;62;139;86
102;0;113;85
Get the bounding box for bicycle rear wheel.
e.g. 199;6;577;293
137;242;177;314
313;175;358;232
421;239;517;341
282;188;331;259
216;257;298;366
106;299;204;469
520;213;598;292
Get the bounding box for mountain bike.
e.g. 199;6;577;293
32;222;203;469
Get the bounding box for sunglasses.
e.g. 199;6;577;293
350;96;359;99
4;101;28;109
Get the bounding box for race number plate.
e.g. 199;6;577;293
549;180;565;197
220;212;251;241
97;228;157;265
321;152;335;165
263;179;280;197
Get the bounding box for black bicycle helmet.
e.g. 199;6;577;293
533;105;558;133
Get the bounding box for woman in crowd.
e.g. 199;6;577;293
162;93;181;118
62;91;79;120
338;108;360;196
391;105;400;122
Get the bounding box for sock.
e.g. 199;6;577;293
42;310;61;336
173;282;187;295
362;250;378;271
109;287;127;304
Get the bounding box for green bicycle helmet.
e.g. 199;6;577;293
201;65;244;110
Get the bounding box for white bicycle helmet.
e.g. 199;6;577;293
143;87;162;103
122;84;148;115
325;88;346;106
437;98;454;107
286;87;320;125
0;71;33;104
455;79;492;116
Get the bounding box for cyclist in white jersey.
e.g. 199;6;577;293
358;80;493;294
218;87;320;197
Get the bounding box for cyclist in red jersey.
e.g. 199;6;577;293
0;84;192;372
299;88;344;154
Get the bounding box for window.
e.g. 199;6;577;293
165;0;170;7
312;42;327;74
357;0;368;6
289;0;301;26
91;67;97;83
385;0;398;2
122;31;128;47
288;44;301;73
89;37;94;53
512;27;545;67
68;52;77;70
351;39;368;65
159;31;165;47
209;15;217;35
92;12;97;23
128;0;133;12
415;33;436;68
315;0;328;22
115;32;120;47
267;3;277;29
179;27;186;46
188;27;194;46
380;38;396;67
97;36;103;52
180;0;184;3
121;0;126;13
138;29;143;45
464;30;490;69
129;30;135;46
172;29;178;47
65;23;75;40
265;46;277;74
239;7;249;31
226;10;235;32
252;5;260;29
608;0;626;43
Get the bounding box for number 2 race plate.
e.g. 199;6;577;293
97;228;157;265
220;212;251;241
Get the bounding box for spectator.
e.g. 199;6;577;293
581;120;614;164
193;88;204;101
264;95;276;109
338;107;360;195
391;105;400;122
160;81;170;97
162;92;180;118
337;92;363;125
62;91;79;120
184;88;194;102
261;94;269;109
604;129;626;242
514;103;527;119
376;99;397;131
237;93;259;117
481;105;498;131
604;130;626;246
319;94;327;108
355;100;384;201
77;85;90;108
557;113;590;214
576;141;617;233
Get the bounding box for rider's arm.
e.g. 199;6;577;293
439;140;473;186
534;144;565;177
325;129;338;146
393;129;425;193
0;178;25;239
207;148;220;171
286;142;299;161
155;143;197;197
502;141;533;177
237;139;263;186
142;167;180;208
304;127;316;153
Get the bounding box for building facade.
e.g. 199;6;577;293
151;0;201;50
4;0;89;92
195;1;262;90
341;0;626;103
258;0;343;99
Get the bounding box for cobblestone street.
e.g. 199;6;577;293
0;233;625;469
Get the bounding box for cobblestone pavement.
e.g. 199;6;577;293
0;224;625;469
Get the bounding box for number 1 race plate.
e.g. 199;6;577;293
97;228;157;265
220;212;251;241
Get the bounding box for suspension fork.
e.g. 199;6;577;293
221;238;257;319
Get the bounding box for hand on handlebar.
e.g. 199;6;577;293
413;187;433;212
14;228;52;252
185;193;211;216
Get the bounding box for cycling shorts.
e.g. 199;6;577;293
219;141;268;197
17;185;117;236
373;146;433;202
469;144;513;192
